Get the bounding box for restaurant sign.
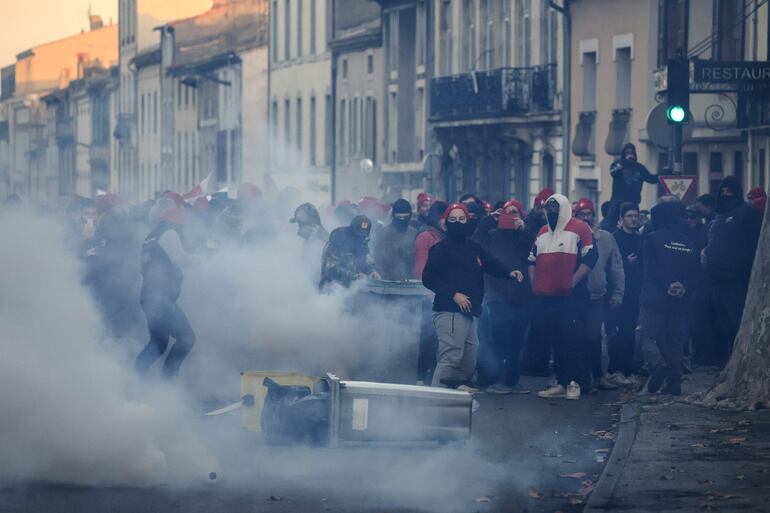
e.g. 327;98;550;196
695;61;770;86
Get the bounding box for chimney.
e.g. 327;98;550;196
89;14;104;31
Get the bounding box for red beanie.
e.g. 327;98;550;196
503;199;527;219
95;193;120;215
747;187;767;201
417;192;432;206
162;191;186;207
442;202;470;221
575;197;595;214
534;187;555;208
237;182;262;202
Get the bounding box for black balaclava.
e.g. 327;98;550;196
716;175;743;214
545;199;560;231
651;200;686;230
349;215;372;248
466;202;483;235
426;201;449;231
446;220;468;241
391;199;412;233
622;142;638;162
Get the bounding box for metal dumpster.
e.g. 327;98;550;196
240;371;472;445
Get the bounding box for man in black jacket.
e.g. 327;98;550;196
637;200;698;395
701;176;763;364
473;200;534;394
422;203;524;390
319;215;381;290
610;143;658;205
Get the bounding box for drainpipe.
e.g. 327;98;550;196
330;0;338;204
549;0;570;196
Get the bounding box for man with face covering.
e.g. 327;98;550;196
135;199;199;379
610;143;658;205
372;199;419;281
529;194;598;400
473;199;535;394
701;175;763;364
291;202;329;245
422;203;524;390
319;215;381;290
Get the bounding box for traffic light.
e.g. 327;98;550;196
666;58;690;124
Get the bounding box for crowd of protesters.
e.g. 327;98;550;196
2;143;765;397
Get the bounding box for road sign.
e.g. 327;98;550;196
659;175;698;202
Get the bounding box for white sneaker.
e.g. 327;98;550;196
457;384;479;393
537;384;566;398
609;372;632;386
566;381;581;400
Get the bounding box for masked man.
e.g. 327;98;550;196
320;215;381;290
373;199;418;281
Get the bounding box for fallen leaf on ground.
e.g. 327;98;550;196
528;487;544;500
736;419;751;427
568;497;585;505
692;443;707;448
719;437;747;446
659;475;673;481
736;475;745;480
698;479;716;485
267;496;283;502
559;472;587;479
562;459;577;464
709;427;735;434
595;448;610;453
579;481;595;496
705;491;740;501
475;496;491;503
591;430;616;440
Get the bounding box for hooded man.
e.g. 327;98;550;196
135;200;199;379
422;203;524;390
637;200;697;395
319;215;381;290
414;200;448;384
574;198;625;392
701;176;763;364
610;143;658;205
372;199;419;281
529;194;599;400
473;199;535;394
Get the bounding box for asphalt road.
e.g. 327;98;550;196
0;376;619;513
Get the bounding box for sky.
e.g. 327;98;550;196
0;0;118;68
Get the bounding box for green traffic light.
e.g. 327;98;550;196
667;105;686;123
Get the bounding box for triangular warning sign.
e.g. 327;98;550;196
660;175;698;199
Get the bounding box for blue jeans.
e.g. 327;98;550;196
477;301;531;387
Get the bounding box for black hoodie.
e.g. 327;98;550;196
639;202;697;313
704;175;763;283
610;143;658;205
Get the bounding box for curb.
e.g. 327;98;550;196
584;399;641;512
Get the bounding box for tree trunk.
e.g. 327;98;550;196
699;205;770;410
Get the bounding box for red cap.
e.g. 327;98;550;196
575;197;595;215
442;202;470;221
192;196;209;212
534;187;555;208
95;193;120;215
417;192;432;206
238;182;262;202
162;191;186;207
502;199;527;219
747;187;767;201
159;206;185;226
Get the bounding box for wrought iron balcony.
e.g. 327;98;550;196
429;65;556;122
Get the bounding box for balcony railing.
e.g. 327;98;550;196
89;144;110;166
429;65;556;122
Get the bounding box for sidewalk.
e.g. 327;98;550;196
586;369;770;513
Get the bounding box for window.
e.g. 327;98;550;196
140;93;145;135
192;135;197;183
271;100;278;141
339;99;347;164
284;0;291;60
616;47;631;109
325;94;332;165
310;96;317;165
463;0;477;71
582;51;597;111
271;0;278;61
184;85;189;109
714;0;744;61
184;132;190;188
500;0;511;66
388;12;399;74
658;0;688;66
415;87;424;159
367;54;374;74
342;58;348;79
709;151;723;194
153;91;158;134
310;0;317;54
549;8;558;63
297;0;303;57
439;0;453;75
416;1;426;67
515;0;531;67
177;132;182;188
351;97;358;155
365;97;377;162
388;92;398;162
284;99;291;147
481;0;494;68
684;151;698;176
757;149;766;190
296;97;303;155
733;151;743;189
